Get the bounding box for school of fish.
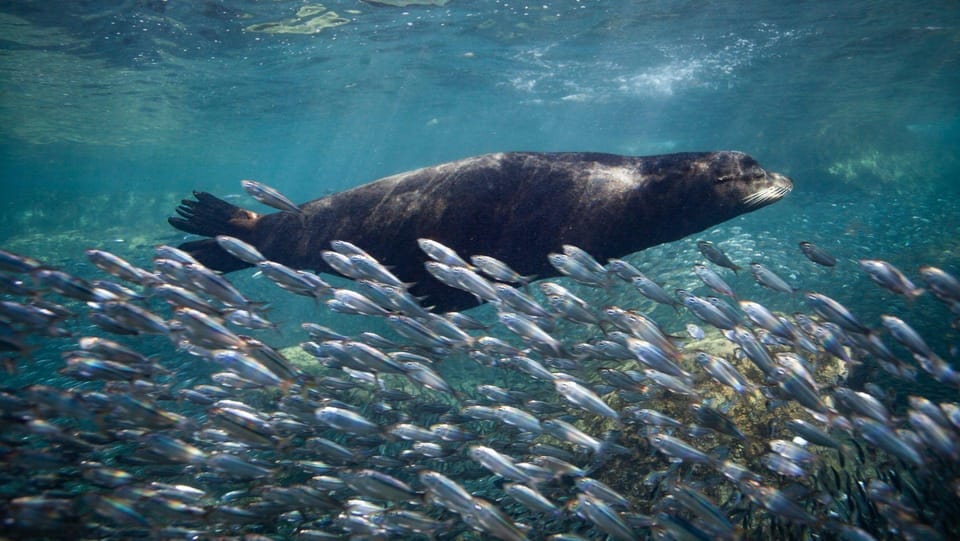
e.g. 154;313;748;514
1;225;959;540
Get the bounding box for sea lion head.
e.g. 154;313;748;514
645;151;793;233
708;151;794;212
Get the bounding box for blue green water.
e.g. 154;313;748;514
1;1;959;539
2;0;957;366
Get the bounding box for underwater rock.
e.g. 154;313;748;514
245;5;348;35
362;0;451;6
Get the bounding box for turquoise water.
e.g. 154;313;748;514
2;0;957;373
1;1;959;539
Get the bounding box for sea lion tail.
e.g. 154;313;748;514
168;191;259;272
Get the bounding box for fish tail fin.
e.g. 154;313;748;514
168;191;260;272
906;287;926;303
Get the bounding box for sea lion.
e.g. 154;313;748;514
169;151;793;311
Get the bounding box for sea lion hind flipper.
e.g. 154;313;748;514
176;239;253;273
168;191;259;240
167;191;261;272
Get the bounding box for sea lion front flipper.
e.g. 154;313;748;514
176;239;253;273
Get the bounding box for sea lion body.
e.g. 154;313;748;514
170;151;792;310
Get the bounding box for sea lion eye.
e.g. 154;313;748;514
715;175;734;184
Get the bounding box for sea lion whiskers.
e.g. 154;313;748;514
742;185;791;208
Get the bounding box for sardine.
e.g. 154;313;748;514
241;179;301;214
750;262;796;293
554;377;619;420
858;259;924;301
694;264;737;298
697;240;740;273
417;238;471;268
798;241;837;267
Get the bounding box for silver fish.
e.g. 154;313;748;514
668;483;736;536
417;238;471;268
603;307;680;359
677;289;737;330
624;338;687;377
834;387;890;424
694;263;736;298
730;326;777;376
749;262;796;293
554;377;619;420
606;258;645;281
348;254;407;288
644;369;700;398
499;312;564;357
648;433;713;465
769;439;817;464
315;406;380;436
859;259;924;301
461;497;529;541
692;403;745;439
575;477;630;509
449;266;499;303
785;419;844;450
919;265;960;305
471;255;533;284
542;418;605;453
573;493;637;541
853;416;923;466
85;249;157;286
240;179;301;214
400;361;455;395
772;366;830;414
494;283;552;318
739;480;817;525
182;263;253;308
468;445;534;483
321;250;364;279
630;275;680;308
101;301;168;335
504;483;560;515
211;349;284;387
340;469;418;502
798;241;837;267
805;292;871;334
624;407;683;428
215;236;266;265
546;294;601;325
697;240;740;273
908;410;959;460
880;315;935;358
493;404;543;433
558;244;602;272
174;307;243;349
547;253;608;288
0;247;44;273
327;289;390;316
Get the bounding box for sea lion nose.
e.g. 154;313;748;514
768;171;794;191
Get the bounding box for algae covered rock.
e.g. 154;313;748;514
362;0;450;6
245;4;348;35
